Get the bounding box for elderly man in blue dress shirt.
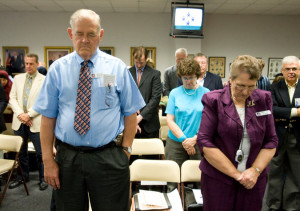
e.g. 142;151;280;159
33;9;145;211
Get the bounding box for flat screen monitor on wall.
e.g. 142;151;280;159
170;2;204;38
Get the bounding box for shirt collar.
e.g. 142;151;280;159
199;72;207;81
285;79;298;88
27;71;37;79
135;65;146;72
75;49;99;67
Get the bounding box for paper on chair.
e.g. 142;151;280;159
141;181;167;186
192;189;203;205
167;189;183;211
139;190;169;208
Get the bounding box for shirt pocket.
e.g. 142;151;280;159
94;85;118;109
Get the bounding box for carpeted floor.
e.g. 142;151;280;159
0;170;52;211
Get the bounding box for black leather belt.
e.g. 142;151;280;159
56;138;116;153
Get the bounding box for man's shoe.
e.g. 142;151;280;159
39;181;48;191
9;181;23;189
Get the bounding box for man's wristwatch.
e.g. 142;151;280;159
27;112;32;118
122;146;132;154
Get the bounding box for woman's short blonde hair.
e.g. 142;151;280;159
230;55;261;81
176;58;201;78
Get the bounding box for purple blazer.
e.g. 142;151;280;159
197;85;278;186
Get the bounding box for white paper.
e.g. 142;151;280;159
141;181;167;186
137;190;169;210
167;189;183;211
192;189;203;205
103;74;115;87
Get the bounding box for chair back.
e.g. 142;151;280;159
159;125;169;141
130;159;180;183
131;138;164;156
181;160;201;182
0;134;23;152
159;115;169;141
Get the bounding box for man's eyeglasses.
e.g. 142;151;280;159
235;84;256;92
283;67;299;72
182;76;196;81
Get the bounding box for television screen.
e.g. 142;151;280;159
174;8;203;31
170;3;204;38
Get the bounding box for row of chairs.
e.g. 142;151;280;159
130;159;202;210
0;134;200;209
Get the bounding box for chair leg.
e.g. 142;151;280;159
181;183;186;211
18;165;29;195
129;182;132;208
0;169;14;206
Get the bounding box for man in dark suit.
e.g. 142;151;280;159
266;56;300;211
163;48;187;96
129;46;162;138
193;53;223;91
178;53;223;91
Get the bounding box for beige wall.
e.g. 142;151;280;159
0;11;299;82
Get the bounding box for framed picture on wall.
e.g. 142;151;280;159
99;47;115;56
208;57;226;78
2;46;28;75
268;58;282;80
130;47;156;68
44;46;73;69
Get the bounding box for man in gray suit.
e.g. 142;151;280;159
266;56;300;210
163;48;187;96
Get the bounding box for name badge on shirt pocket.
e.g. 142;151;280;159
91;73;103;78
256;110;271;117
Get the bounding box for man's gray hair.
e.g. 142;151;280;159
70;9;101;32
194;53;208;62
281;56;300;68
175;48;188;56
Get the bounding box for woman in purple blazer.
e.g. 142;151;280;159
197;55;278;211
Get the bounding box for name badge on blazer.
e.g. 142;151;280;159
295;98;300;107
256;110;271;117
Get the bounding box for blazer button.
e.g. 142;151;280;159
285;126;288;129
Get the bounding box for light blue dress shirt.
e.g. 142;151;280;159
33;49;145;147
165;85;209;142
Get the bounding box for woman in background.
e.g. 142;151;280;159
0;82;7;133
197;55;278;210
0;69;13;101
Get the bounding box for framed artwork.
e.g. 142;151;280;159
130;47;156;68
208;57;226;78
2;46;28;75
99;47;115;56
268;58;282;80
44;46;73;69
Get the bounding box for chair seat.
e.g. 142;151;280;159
0;159;15;173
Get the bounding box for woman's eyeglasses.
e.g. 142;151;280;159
182;76;196;81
